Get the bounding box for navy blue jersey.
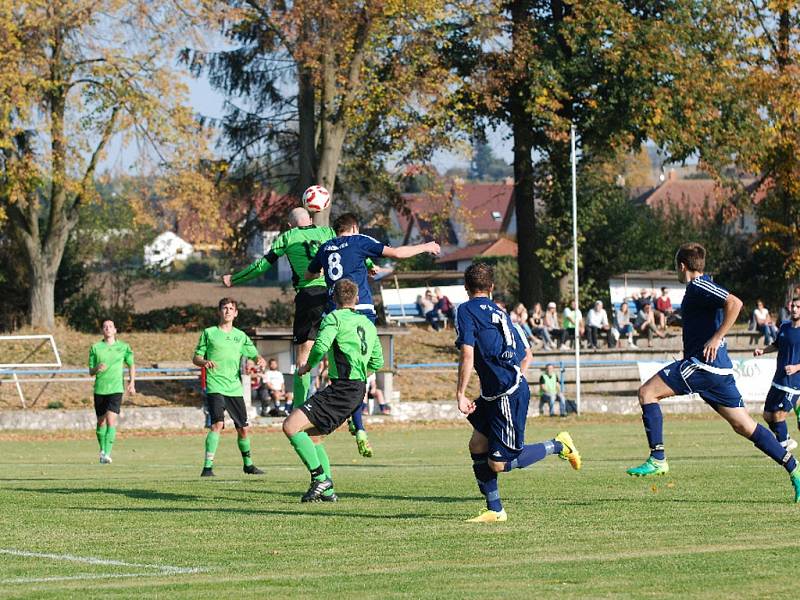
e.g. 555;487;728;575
773;322;800;390
680;275;732;369
309;234;385;312
455;297;527;398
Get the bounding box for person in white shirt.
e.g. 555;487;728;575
262;358;292;416
587;301;611;349
561;300;584;348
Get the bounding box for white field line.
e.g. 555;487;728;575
1;573;144;584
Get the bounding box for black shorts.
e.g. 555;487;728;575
300;379;366;435
293;286;328;344
207;393;250;429
94;393;122;418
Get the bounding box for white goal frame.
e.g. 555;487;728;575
0;334;62;408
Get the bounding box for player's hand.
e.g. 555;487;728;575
126;381;136;395
703;335;722;362
204;360;217;370
753;348;764;357
427;242;441;256
256;356;267;370
221;274;232;287
96;363;108;373
786;365;800;376
457;393;475;415
297;363;310;376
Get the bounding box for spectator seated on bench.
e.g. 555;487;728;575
416;289;444;331
381;284;468;326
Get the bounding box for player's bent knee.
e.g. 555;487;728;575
488;459;505;473
210;421;224;433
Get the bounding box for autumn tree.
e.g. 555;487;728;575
0;0;205;328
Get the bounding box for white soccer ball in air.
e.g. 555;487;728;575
302;185;331;213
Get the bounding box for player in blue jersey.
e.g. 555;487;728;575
456;263;581;523
627;243;800;502
306;212;440;456
754;296;800;452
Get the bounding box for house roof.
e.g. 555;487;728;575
436;238;518;264
454;182;514;233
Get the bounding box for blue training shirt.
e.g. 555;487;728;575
309;234;385;312
773;321;800;390
455;297;528;399
680;274;732;369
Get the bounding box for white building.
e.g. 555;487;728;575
144;232;194;268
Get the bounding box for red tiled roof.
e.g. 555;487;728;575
639;177;768;221
436;238;518;264
454;182;513;233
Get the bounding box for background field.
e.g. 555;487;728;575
0;416;798;599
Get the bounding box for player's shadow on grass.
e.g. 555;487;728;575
12;486;203;502
71;505;442;520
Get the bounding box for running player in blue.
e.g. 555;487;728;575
306;212;440;456
754;296;800;453
627;242;800;502
456;263;581;523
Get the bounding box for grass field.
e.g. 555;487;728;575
1;416;799;599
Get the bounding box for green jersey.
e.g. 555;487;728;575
88;340;134;395
307;309;384;380
194;326;259;396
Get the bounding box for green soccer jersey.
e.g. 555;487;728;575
307;309;384;380
88;340;134;395
194;326;259;396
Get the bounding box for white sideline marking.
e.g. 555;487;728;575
0;548;205;584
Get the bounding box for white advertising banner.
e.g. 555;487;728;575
637;358;777;402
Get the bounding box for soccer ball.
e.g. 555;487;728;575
302;185;331;213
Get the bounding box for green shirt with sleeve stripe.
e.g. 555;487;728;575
88;340;134;395
194;326;259;396
229;225;375;291
307;309;384;381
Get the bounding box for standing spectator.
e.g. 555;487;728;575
511;303;534;342
586;301;611;349
539;364;566;417
528;302;553;350
262;358;292;416
416;290;441;331
753;299;779;345
434;287;455;324
634;303;665;347
615;300;637;348
654;287;674;330
544;302;562;348
561;300;584;348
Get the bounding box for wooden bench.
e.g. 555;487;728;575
380;284;468;326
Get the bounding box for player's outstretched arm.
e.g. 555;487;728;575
704;293;743;362
456;344;475;415
382;241;441;260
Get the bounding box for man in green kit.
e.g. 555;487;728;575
88;319;136;464
282;279;384;502
193;297;268;477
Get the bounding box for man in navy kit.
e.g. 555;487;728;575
455;263;581;523
627;242;800;502
306;212;440;456
754;297;800;452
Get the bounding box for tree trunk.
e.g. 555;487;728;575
297;65;317;194
29;261;58;330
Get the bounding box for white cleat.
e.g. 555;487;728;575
99;451;106;464
785;439;798;452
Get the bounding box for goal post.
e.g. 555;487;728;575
0;334;63;408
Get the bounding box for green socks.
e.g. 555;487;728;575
315;443;331;480
293;372;311;408
204;431;220;468
104;426;116;457
289;432;324;479
237;436;254;467
95;424;107;452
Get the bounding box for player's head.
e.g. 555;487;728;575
288;207;312;227
334;212;359;235
791;297;800;322
464;263;494;297
218;297;238;323
101;319;116;337
268;358;278;370
675;242;706;282
333;278;359;308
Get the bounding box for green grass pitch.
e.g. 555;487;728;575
0;417;798;599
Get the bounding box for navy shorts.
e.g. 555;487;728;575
467;384;530;462
764;386;800;413
657;360;743;408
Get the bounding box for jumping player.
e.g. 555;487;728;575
306;212;440;456
88;319;135;464
193;298;267;477
456;263;581;523
627;242;800;502
282;279;384;502
754;296;800;452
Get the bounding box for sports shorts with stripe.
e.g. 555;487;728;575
764;385;800;413
657;359;743;408
467;383;530;462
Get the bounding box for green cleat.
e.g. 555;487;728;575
626;457;669;477
355;430;373;458
792;471;800;504
347;418;357;436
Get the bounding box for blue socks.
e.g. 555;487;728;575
350;407;364;432
642;403;666;460
503;440;563;472
768;420;789;445
471;452;502;512
750;423;797;473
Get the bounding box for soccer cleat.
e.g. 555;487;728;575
466;509;508;523
100;454;113;464
347;417;357;436
99;451;106;464
301;478;333;502
555;431;581;470
200;467;215;477
785;438;799;452
243;464;264;475
626;457;669;477
320;491;338;502
355;430;373;458
792;470;800;503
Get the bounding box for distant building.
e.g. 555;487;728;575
436;238;518;272
144;232;194;267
